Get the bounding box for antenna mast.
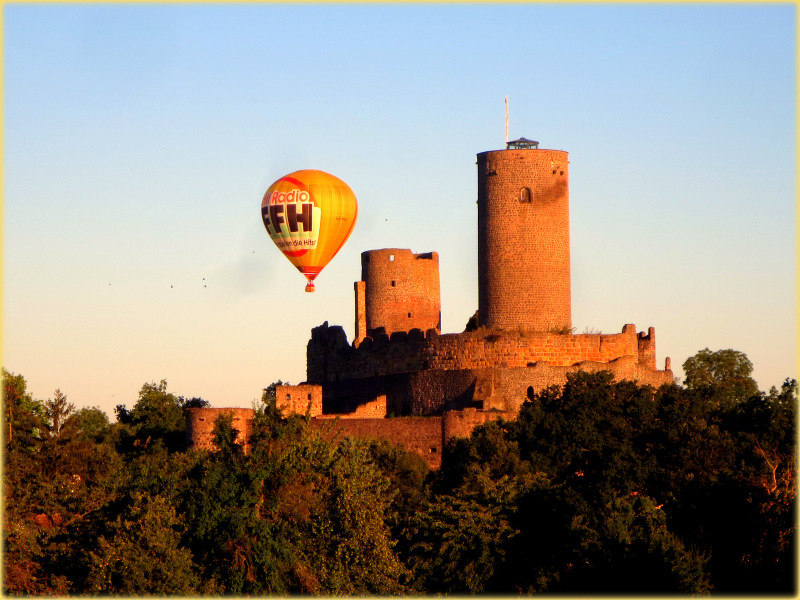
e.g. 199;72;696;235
505;95;509;144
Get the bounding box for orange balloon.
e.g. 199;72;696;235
261;169;358;292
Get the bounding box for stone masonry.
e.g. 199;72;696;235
478;148;570;331
186;140;674;469
355;249;441;346
185;407;254;453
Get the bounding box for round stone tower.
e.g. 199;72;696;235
358;248;441;338
477;138;571;331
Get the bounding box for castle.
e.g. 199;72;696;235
186;138;673;468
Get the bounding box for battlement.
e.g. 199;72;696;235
309;322;663;384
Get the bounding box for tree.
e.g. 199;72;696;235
364;438;429;536
709;378;797;593
402;489;517;593
85;492;200;595
70;406;111;442
3;369;45;451
414;371;727;594
683;348;759;408
3;374;127;594
43;389;76;442
182;409;309;594
182;409;409;595
303;437;410;594
179;396;210;409
115;380;188;453
2;509;70;595
505;487;711;594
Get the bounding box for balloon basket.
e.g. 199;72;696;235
305;281;316;293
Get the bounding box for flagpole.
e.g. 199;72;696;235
505;95;509;145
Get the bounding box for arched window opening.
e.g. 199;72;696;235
519;187;532;203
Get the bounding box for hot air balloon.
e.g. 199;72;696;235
261;169;358;292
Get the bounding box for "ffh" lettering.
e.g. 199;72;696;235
262;202;314;235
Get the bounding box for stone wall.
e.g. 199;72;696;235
310;416;444;469
309;321;662;384
321;358;673;418
185;407;254;453
322;369;480;417
321;394;387;418
276;384;323;417
186;342;673;467
185;408;443;469
477;148;571;332
442;407;512;443
471;357;674;414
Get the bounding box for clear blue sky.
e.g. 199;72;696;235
3;3;796;416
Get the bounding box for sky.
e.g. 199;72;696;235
2;3;797;417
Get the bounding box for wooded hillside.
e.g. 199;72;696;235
3;350;796;595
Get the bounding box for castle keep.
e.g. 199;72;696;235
478;145;571;331
187;139;673;468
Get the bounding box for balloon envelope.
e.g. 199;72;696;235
261;169;358;292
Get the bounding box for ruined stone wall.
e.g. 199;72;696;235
322;369;480;417
425;326;642;370
185;407;443;469
307;322;429;384
185;357;672;467
321;356;673;419
360;249;441;337
330;394;386;418
637;327;657;370
442;407;513;442
185;407;254;453
473;357;675;414
309;416;444;469
477;148;571;332
354;280;367;345
309;322;658;384
276;384;322;417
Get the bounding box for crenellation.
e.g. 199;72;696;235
308;325;665;385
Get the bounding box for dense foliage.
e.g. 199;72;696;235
3;350;796;595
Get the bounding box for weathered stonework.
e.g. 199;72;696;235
309;323;665;385
186;406;508;470
276;384;323;417
186;141;675;469
310;415;445;469
478;148;571;332
185;407;255;453
308;323;672;418
355;248;441;346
